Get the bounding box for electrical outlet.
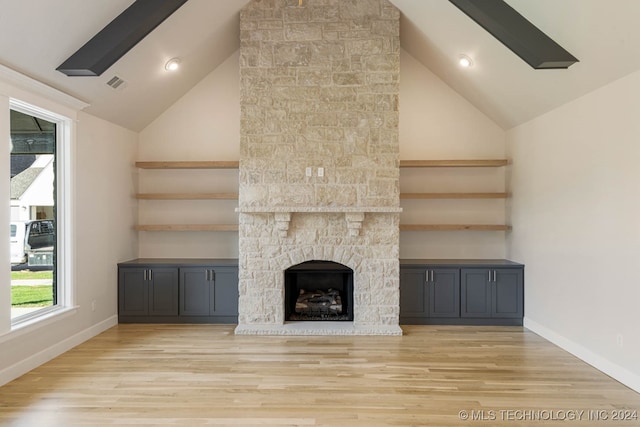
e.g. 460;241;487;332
616;333;624;348
91;300;96;312
305;167;312;177
318;167;324;177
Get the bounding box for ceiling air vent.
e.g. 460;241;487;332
106;75;127;91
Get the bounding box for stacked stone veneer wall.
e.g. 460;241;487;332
237;0;401;335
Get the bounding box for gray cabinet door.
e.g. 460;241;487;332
430;268;460;318
461;267;524;318
493;268;524;318
210;267;239;316
400;267;459;319
179;266;239;316
180;267;210;316
400;267;428;318
461;268;492;317
119;267;148;316
148;268;179;316
119;267;178;316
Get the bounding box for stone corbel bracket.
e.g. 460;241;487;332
345;212;365;236
274;212;291;237
236;207;402;238
275;211;365;237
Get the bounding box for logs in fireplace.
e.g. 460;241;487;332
285;261;354;321
295;288;342;317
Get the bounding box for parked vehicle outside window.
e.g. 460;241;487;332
10;222;26;264
10;220;54;267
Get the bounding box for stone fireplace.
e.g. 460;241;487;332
235;0;402;335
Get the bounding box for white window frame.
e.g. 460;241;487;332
9;98;74;327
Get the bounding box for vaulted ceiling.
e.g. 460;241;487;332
2;0;640;131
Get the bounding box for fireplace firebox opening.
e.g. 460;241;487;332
284;261;354;321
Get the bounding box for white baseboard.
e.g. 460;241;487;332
0;315;117;387
524;317;640;393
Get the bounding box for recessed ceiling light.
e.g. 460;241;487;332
165;58;180;72
458;54;473;68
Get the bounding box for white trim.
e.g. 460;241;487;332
56;103;75;310
0;315;117;387
524;317;640;393
0;64;89;111
9;98;71;125
0;306;78;343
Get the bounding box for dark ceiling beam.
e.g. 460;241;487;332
449;0;579;69
56;0;189;77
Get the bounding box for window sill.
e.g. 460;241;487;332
0;306;79;343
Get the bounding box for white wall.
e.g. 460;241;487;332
399;50;507;258
0;94;10;334
0;75;138;385
74;111;139;324
137;50;508;259
507;70;640;392
137;52;240;258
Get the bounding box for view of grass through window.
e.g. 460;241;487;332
11;271;54;307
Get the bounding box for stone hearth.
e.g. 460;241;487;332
236;0;401;335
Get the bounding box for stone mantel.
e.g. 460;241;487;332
237;207;402;237
236;207;403;213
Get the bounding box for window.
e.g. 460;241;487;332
9;100;72;325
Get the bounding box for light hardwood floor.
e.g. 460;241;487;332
0;325;638;426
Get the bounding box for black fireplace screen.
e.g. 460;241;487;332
284;261;354;321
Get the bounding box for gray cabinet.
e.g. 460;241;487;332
118;267;178;317
180;266;239;319
400;260;524;325
400;267;459;322
118;259;238;324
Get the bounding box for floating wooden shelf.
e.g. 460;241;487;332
400;192;508;199
136;224;510;232
400;159;508;168
136;224;239;232
136;192;509;200
133;159;511;234
400;224;512;231
135;161;239;169
136;159;508;169
136;193;239;200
